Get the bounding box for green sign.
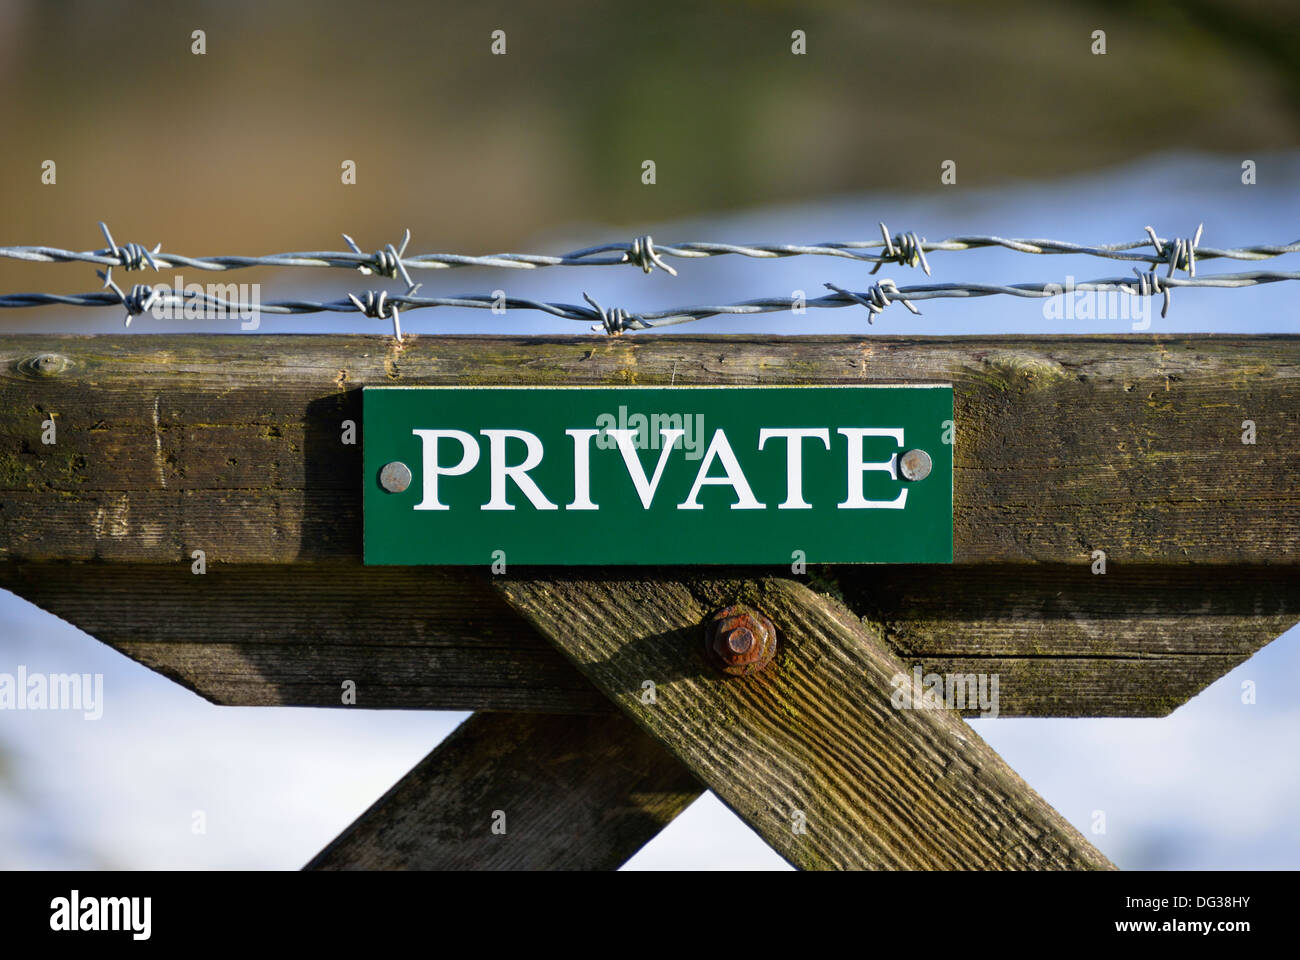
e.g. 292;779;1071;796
363;385;952;565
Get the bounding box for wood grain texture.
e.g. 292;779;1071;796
2;335;1294;717
0;562;610;713
2;561;1285;716
2;334;1297;565
498;574;1117;870
832;563;1299;717
306;711;702;870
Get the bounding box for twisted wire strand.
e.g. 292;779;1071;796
6;270;1299;333
4;222;1299;277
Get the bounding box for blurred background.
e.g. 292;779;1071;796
0;0;1297;868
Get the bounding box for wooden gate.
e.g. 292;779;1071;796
3;333;1295;869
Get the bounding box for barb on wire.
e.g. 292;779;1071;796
1129;268;1173;318
98;222;160;273
824;280;920;322
1145;223;1202;277
871;222;930;276
96;267;161;327
624;235;676;276
336;230;423;340
348;289;399;342
342;229;416;287
8;268;1300;336
583;292;660;334
347;280;423;342
6;222;1300;277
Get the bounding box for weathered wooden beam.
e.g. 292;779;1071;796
4;560;1285;716
306;711;702;870
2;335;1295;718
832;563;1299;717
0;562;610;713
497;574;1116;870
2;335;1296;565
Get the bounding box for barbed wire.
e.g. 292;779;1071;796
6;267;1299;338
3;221;1300;279
4;220;1298;338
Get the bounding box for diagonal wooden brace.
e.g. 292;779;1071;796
306;711;702;870
497;574;1116;870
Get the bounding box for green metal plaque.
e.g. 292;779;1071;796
363;385;952;565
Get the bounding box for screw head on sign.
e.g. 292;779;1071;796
704;604;778;677
899;449;932;482
379;461;412;493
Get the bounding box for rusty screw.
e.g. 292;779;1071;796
704;604;778;677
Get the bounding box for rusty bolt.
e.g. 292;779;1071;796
704;604;778;677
